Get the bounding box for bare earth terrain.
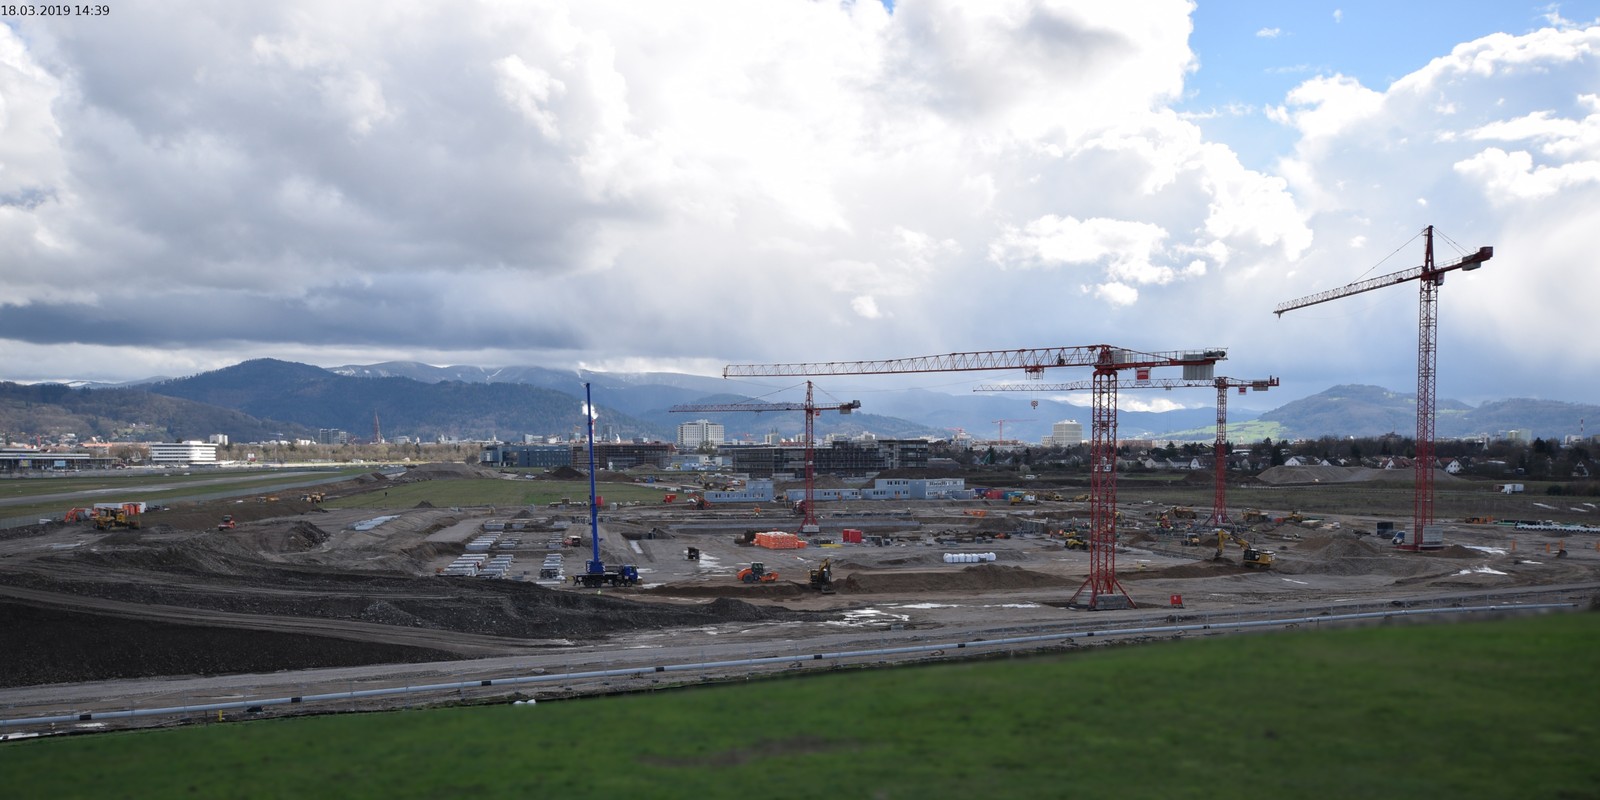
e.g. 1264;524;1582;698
2;463;1595;732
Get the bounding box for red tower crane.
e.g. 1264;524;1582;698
669;381;860;534
990;419;1030;446
724;345;1228;609
1276;226;1493;550
975;376;1278;527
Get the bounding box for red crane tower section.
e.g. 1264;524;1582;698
724;345;1228;610
669;381;860;533
990;419;1030;446
1276;226;1493;550
975;376;1278;527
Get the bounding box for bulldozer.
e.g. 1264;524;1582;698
737;562;780;583
808;557;836;593
1213;530;1273;569
92;506;142;531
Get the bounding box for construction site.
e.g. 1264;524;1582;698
1;458;1595;733
6;233;1598;734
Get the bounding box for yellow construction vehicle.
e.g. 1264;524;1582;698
1241;509;1269;524
738;562;780;583
92;505;142;531
1213;530;1273;569
1169;506;1197;520
1062;532;1089;551
808;558;836;593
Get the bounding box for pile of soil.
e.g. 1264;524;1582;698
546;466;586;480
645;582;811;599
285;521;331;551
1120;561;1249;580
836;563;1065;593
0;602;459;688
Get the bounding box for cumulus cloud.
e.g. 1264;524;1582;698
0;2;1595;408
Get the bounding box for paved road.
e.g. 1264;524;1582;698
2;581;1590;733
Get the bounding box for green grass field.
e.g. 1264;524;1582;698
4;612;1595;799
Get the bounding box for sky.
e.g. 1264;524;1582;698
3;0;1599;414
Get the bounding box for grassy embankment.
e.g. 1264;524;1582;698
3;612;1595;798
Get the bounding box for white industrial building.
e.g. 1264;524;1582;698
676;419;725;449
1044;420;1084;447
148;441;219;465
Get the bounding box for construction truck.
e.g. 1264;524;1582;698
1062;532;1089;551
1242;509;1269;524
1170;506;1197;520
1182;531;1203;547
572;564;641;588
738;562;780;583
562;534;584;548
92;505;142;531
808;557;835;593
300;492;325;503
1213;530;1273;569
217;515;237;531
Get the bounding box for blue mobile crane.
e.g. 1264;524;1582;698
571;382;641;589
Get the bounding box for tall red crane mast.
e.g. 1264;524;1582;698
724;345;1228;610
974;376;1278;527
990;419;1030;446
1275;226;1493;550
669;381;860;533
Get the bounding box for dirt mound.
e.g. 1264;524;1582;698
285;521;331;551
837;563;1064;593
546;466;586;480
1120;561;1249;580
414;500;435;508
645;582;811;598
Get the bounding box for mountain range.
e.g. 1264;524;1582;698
2;359;1595;445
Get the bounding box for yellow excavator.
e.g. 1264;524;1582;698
1213;529;1273;569
808;558;836;593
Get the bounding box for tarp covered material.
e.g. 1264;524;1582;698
755;531;806;549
